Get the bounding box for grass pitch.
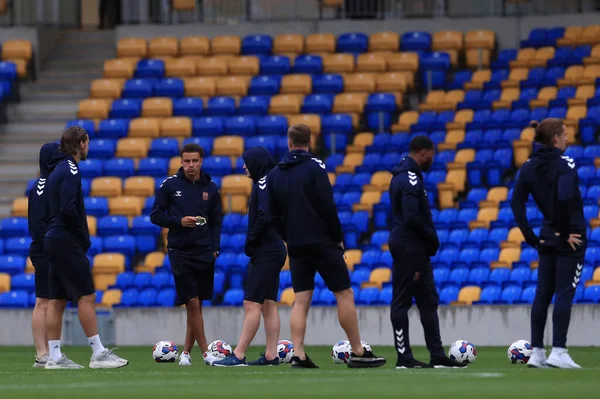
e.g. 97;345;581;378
1;346;599;399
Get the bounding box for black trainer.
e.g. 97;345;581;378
347;350;386;368
430;356;468;368
291;355;319;369
395;357;434;369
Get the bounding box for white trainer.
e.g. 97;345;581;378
527;348;549;369
203;351;220;366
45;355;84;370
33;353;50;368
89;348;129;369
546;348;582;369
179;352;192;366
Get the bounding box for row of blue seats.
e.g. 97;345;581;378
489;45;593;70
520;26;566;48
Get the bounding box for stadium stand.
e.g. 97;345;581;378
3;26;600;309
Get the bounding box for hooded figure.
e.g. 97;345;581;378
241;146;282;256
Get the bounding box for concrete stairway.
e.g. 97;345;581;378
0;30;115;217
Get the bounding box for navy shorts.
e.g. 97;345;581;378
45;237;95;301
289;242;351;293
245;242;287;304
168;248;215;306
29;248;49;299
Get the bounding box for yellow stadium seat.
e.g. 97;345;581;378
221;175;253;196
184;76;216;97
491;247;521;269
90;79;124;99
169;157;181;175
306;33;336;53
0;273;10;293
269;94;303;115
228;56;259;76
454;148;475;165
160;117;192;137
386;52;419;73
584;44;600;65
577;65;600;86
149;37;178;57
77;99;110;119
94;274;117;291
391;111;419;132
465;30;495;68
211;35;241;55
438;129;465;151
557;26;584;47
216;76;249;96
180;36;210;56
109;196;142;216
443;90;465;111
505;227;525;246
558;65;584;87
328;172;336;186
1;39;32;62
521;126;535;142
346;132;374;153
287;114;321;135
344;249;362;271
333;92;367;114
493;88;520;110
344;73;376;93
212;136;245;157
376;72;407;93
197;57;228;76
142;98;172;117
99;288;122;308
419;90;446;112
274;34;304;54
365;171;392;192
103;58;136;79
165;58;196;77
11;197;28;217
513;139;533;167
530;47;555;68
578;25;600;46
116;138;150;158
7;58;27;78
466;48;491;69
487;187;508;204
91;177;122;197
447;109;473;130
502;68;529;89
129;117;160;138
568;85;595;106
26;257;34;274
221;193;248;214
281;74;312;94
590;267;600;284
432;31;463;67
117;38;147;58
143;252;165;273
323;53;354;73
124;177;155;197
352;191;381;213
469;207;499;229
464;69;491;90
356;53;387;73
368;268;391;289
565;105;586;128
369;31;399;52
94;253;126;275
530;86;558;108
453;286;481;305
336;153;364;174
279;287;295;306
87;215;97;236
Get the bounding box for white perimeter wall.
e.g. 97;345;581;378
2;305;600;347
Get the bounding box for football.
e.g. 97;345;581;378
152;340;179;363
448;340;477;365
277;340;294;363
331;340;371;364
207;340;233;360
507;340;533;364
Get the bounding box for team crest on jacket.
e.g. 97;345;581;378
203;192;209;201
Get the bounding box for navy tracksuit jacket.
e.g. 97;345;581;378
267;149;343;257
44;155;91;251
150;168;223;253
511;145;586;349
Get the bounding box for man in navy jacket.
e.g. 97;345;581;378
150;143;223;367
28;142;66;368
214;146;286;367
44;126;128;370
268;124;385;369
388;135;465;369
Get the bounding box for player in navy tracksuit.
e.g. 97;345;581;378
150;143;223;367
44;126;128;370
388;136;466;369
213;146;287;367
511;119;585;369
27;142;66;368
268;124;385;369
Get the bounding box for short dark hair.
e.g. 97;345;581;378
287;124;311;147
59;126;88;155
531;118;564;146
409;135;434;153
180;143;204;158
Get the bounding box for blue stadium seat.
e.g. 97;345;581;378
449;267;469;286
370;230;389;249
447;70;472;90
318;289;336;305
192;116;224;137
66;119;96;137
312;74;343;94
491;49;517;69
154;78;184;98
400;31;431;52
122;79;153;98
488;268;510;287
337;32;368;53
103;235;136;259
131;216;160;236
88;236;103;257
242;34;273;56
10;273;34;291
173;97;203;117
257;115;287;136
508;268;530;288
260;56;291;75
0;61;18;80
135;59;164;78
279;270;292;290
0;217;28;238
357;287;380;305
238;95;270;116
222;213;241;233
156;288;176;306
104;158;135;178
98;119;129;139
474;285;501;304
206;96;236;116
223;288;245;306
225;116;256;136
5;237;31;256
88;139;116;159
580;286;600;304
214;272;225;295
439;286;459;304
517;285;536;304
110;99;142;119
136;288;157;306
0;290;29;308
84;197;109;218
350;268;370;286
302;94;333;115
110;272;135;290
466;267;489;286
245;135;276;154
215;251;236;272
152;272;173;290
293;55;323;75
249;75;281;95
137;157;168;177
97;216;128;237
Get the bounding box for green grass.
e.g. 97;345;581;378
1;346;599;398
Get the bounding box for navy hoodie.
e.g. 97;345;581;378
388;156;439;256
44;154;91;250
241;147;284;256
268;149;343;255
28;143;67;255
150;168;222;252
511;146;585;247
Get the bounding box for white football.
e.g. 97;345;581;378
448;340;477;365
277;340;294;364
152;340;179;363
507;340;533;364
331;340;371;364
207;340;233;360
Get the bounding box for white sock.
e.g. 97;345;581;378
551;347;566;355
87;334;106;357
49;340;62;361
